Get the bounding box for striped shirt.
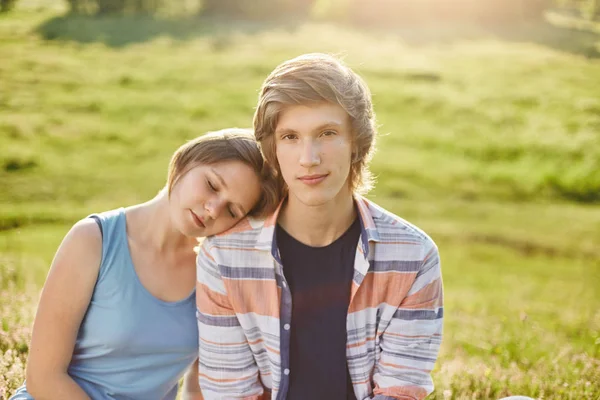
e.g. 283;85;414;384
196;196;443;400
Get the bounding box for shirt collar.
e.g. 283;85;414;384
254;194;381;261
354;195;381;257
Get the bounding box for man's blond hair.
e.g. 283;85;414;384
253;53;377;194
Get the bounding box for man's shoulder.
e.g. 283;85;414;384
361;198;437;248
204;216;271;249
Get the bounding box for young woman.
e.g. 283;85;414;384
10;128;281;400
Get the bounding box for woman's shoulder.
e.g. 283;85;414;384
67;217;103;246
56;217;103;271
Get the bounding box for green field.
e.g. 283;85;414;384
1;3;599;399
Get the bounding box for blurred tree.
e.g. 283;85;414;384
58;0;597;19
0;0;17;13
96;0;125;15
342;0;553;26
201;0;316;19
555;0;600;19
65;0;96;14
65;0;168;15
587;0;600;19
129;0;160;15
66;0;81;13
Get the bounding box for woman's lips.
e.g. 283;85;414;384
190;210;205;228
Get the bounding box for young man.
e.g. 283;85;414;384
196;53;443;400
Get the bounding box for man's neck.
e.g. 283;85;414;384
278;190;357;248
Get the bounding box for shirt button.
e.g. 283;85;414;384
284;369;290;375
284;324;290;330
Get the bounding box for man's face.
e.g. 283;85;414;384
275;102;353;208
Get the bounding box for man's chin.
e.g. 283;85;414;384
290;193;334;208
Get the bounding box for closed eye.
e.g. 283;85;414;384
207;180;217;192
228;207;236;218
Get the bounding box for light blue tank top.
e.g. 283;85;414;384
11;208;199;400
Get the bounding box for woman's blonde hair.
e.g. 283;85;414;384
253;53;377;194
167;128;281;217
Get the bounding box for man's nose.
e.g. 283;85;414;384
299;140;320;167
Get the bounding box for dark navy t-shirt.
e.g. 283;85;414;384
276;217;360;400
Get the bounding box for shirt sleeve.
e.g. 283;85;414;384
196;238;264;399
371;238;444;400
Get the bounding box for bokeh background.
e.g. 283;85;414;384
1;0;599;398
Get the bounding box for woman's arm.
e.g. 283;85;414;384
25;218;103;400
181;359;204;400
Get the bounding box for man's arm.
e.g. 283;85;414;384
195;238;264;400
372;238;443;400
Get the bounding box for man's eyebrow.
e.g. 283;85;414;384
275;127;297;135
313;122;343;131
211;168;247;216
275;121;344;135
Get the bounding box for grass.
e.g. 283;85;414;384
1;3;599;399
0;255;37;399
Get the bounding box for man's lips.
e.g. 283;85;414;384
298;174;328;185
190;210;205;228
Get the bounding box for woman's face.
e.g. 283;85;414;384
169;160;262;237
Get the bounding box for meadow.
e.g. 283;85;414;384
1;2;599;399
